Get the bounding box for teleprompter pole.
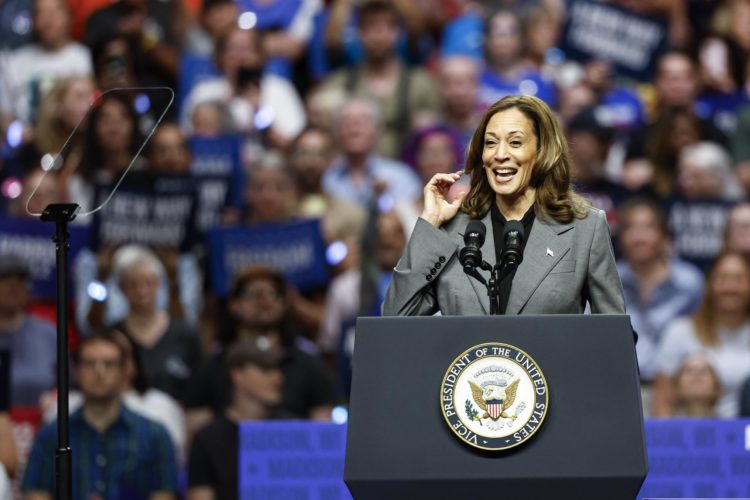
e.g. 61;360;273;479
40;203;80;500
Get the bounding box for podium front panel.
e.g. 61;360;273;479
345;315;647;500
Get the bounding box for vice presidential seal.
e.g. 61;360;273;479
440;343;548;451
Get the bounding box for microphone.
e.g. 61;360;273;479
459;220;486;271
501;220;525;271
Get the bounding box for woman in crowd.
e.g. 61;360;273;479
671;354;722;417
111;245;201;403
652;252;750;417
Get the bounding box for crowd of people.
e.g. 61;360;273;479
1;0;750;497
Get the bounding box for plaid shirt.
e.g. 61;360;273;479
22;404;178;500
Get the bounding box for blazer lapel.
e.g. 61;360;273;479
505;216;574;314
457;211;495;314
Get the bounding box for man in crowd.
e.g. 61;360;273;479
0;252;56;407
187;339;286;500
22;330;178;500
322;97;421;207
321;0;440;159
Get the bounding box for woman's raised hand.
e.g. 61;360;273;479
420;172;467;228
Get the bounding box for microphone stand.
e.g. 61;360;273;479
40;203;80;500
463;261;502;315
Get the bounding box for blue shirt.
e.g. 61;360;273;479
22;405;178;499
478;68;557;110
322;155;422;207
0;315;56;406
617;258;704;381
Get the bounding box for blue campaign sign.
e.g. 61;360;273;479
0;216;89;299
207;219;329;295
90;172;198;251
638;419;750;499
189;134;245;232
239;421;352;500
560;0;669;82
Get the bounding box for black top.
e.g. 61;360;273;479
490;204;536;314
188;409;293;499
114;318;201;403
184;345;338;417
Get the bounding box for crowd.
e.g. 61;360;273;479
1;0;750;497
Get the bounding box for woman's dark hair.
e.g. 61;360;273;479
80;91;141;180
461;95;589;222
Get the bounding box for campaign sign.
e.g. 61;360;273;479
0;216;89;299
638;419;750;499
90;171;197;251
240;421;352;500
207;219;329;295
561;0;668;81
666;198;733;271
189;134;244;232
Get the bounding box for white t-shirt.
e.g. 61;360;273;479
654;317;750;417
182;74;306;139
3;42;92;122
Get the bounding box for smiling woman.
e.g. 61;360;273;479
382;95;626;317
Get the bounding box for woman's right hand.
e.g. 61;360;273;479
420;172;467;228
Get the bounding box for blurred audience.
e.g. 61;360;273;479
42;329;187;464
0;253;56;407
478;9;556;110
110;246;200;402
321;96;422;207
185;266;337;435
672;353;722;418
666;142;738;269
187;340;287;500
22;330;178;499
321;0;440;158
623;51;729;196
183;26;306;148
652;252;750;417
617;198;704;383
1;0;92;125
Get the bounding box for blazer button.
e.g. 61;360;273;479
430;268;437;275
438;256;446;263
435;262;442;270
426;274;432;281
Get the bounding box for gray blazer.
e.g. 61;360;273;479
382;206;625;316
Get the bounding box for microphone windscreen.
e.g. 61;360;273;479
504;220;525;241
465;220;486;246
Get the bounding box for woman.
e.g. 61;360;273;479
111;246;200;403
652;252;750;417
671;354;722;418
383;95;624;316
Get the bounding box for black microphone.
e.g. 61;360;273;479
501;220;525;271
459;221;486;271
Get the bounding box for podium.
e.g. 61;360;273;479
344;315;648;500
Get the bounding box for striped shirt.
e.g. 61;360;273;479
22;404;178;499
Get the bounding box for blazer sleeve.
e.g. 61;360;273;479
382;218;458;316
586;209;626;314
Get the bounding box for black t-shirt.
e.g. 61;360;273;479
490;204;536;314
188;409;294;499
114;318;201;402
184;345;338;417
188;414;238;499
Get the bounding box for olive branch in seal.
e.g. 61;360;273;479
465;399;482;426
